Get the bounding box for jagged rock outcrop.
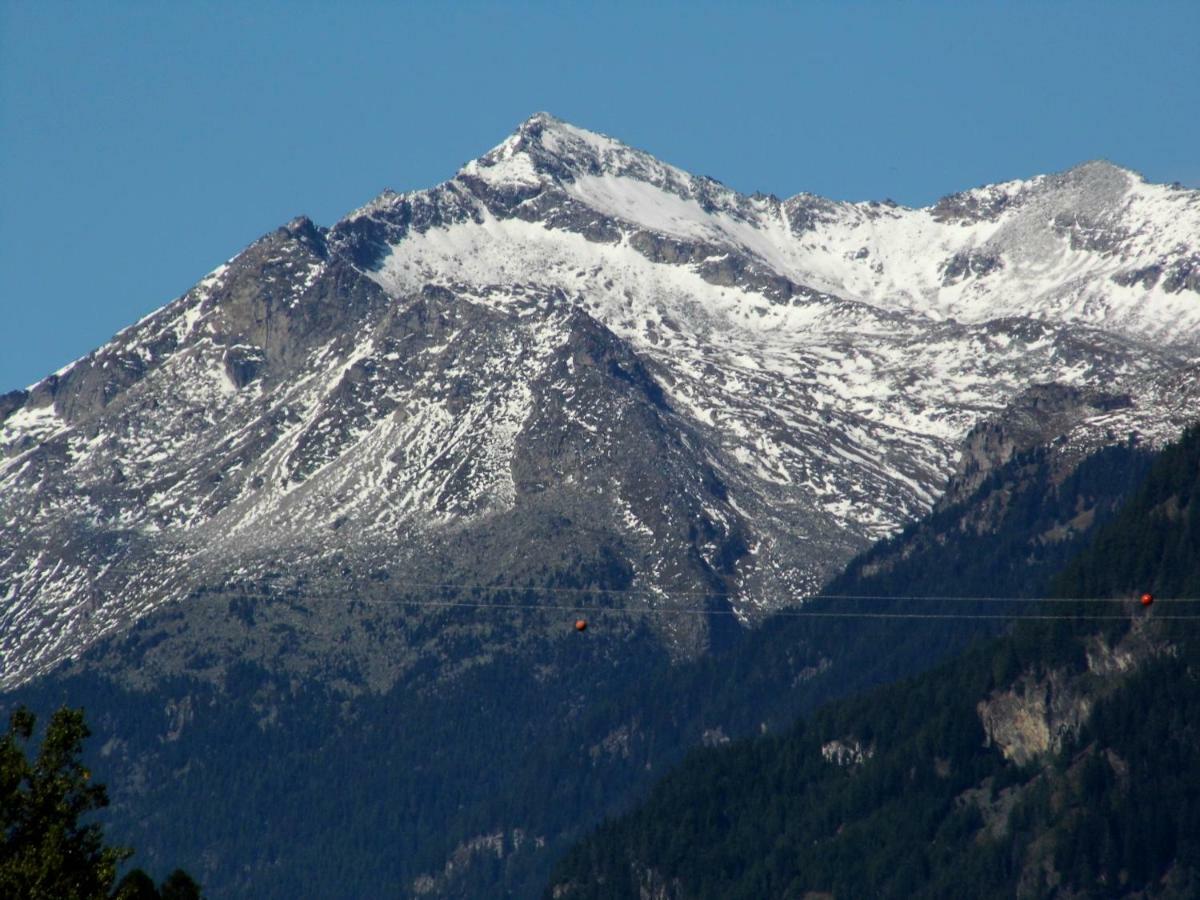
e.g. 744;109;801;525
977;624;1166;766
820;738;873;766
978;671;1093;766
939;382;1135;509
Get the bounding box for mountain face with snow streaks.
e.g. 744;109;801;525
3;112;1200;689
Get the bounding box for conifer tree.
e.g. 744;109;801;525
1;705;201;899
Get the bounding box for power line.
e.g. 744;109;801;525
99;586;1200;622
37;565;1200;604
12;568;1200;621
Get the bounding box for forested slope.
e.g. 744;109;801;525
547;427;1200;898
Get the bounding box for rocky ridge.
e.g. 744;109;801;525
3;113;1200;688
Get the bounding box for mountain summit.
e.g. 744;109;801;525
2;115;1200;688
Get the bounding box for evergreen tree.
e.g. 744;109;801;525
1;705;201;900
158;869;202;900
113;870;160;900
1;705;128;898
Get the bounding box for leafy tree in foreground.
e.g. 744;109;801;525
1;705;200;899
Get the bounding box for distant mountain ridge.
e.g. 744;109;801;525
3;112;1200;689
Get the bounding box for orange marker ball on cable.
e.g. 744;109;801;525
575;619;588;632
1140;592;1154;607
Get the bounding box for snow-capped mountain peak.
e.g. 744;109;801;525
3;114;1200;689
464;112;692;189
442;118;1200;346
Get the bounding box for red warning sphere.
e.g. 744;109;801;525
1140;592;1154;607
574;619;588;632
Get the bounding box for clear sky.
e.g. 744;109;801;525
2;0;1198;392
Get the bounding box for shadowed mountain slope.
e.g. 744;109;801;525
547;426;1200;899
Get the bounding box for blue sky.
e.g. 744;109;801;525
2;0;1198;392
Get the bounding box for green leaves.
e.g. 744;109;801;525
1;705;198;900
1;705;130;898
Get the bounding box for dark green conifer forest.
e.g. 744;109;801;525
546;427;1200;897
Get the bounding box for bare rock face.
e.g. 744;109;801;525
636;867;686;900
821;737;874;766
939;383;1134;510
411;828;546;897
977;671;1091;766
548;864;685;900
977;625;1166;766
939;249;1004;285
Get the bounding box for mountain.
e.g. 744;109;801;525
3;114;1200;897
547;425;1200;899
0;402;1158;898
3;113;1200;691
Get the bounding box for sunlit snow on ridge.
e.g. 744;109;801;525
3;112;1200;687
